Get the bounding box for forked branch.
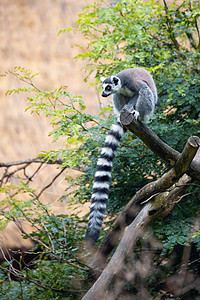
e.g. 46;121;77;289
83;133;199;299
97;112;200;261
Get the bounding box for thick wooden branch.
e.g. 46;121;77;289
83;203;155;300
120;110;200;180
84;177;192;299
97;134;199;264
83;137;198;299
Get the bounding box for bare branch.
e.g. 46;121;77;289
97;130;199;265
83;203;155;299
36;167;67;200
0;156;84;198
162;0;181;51
120;110;200;180
0;156;82;171
83;136;198;298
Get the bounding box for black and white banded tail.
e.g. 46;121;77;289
85;121;126;245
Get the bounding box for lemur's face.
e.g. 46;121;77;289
100;76;122;97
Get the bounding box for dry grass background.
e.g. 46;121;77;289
0;0;98;162
0;0;99;251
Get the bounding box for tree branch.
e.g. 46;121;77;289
83;136;198;299
0;156;82;172
162;0;181;51
0;156;83;190
96;114;200;264
0;157;63;167
120;110;200;180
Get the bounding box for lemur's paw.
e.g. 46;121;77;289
120;108;139;120
131;110;139;120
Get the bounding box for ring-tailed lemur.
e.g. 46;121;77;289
85;68;157;245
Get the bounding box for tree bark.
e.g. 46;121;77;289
120;110;200;180
97;134;200;263
83;135;199;299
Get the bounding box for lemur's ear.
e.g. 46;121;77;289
100;76;106;82
112;76;119;86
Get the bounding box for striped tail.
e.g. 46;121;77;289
85;121;126;245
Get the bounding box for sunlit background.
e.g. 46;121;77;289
0;0;98;251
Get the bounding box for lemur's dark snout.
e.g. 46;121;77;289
102;91;108;97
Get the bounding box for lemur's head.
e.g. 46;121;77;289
100;75;122;97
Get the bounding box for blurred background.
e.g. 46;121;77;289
0;0;98;162
0;0;98;251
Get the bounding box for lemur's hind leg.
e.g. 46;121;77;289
122;83;155;122
136;83;155;122
121;95;139;120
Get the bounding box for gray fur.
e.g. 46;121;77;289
85;68;157;245
102;67;157;120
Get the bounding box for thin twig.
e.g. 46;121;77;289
35;167;67;200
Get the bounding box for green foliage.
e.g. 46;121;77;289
65;0;200;244
152;188;200;255
0;182;87;299
6;67;100;168
1;0;200;298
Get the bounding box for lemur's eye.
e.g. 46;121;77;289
106;86;111;91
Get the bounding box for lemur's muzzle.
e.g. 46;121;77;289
102;91;109;97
